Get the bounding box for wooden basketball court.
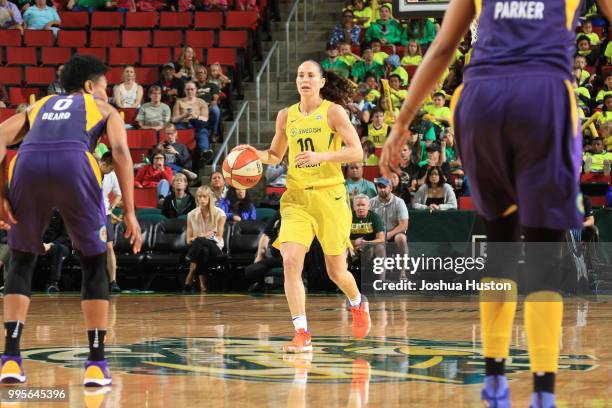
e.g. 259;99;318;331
2;294;611;407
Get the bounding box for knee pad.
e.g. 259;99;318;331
4;250;37;297
79;251;109;300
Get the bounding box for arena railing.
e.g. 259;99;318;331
211;100;250;171
255;41;280;143
285;0;316;81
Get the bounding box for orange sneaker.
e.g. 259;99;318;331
351;295;371;339
283;329;313;353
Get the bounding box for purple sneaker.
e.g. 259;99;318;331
0;355;26;384
481;375;511;408
530;392;556;408
83;360;112;387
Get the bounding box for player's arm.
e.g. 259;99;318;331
597;0;611;19
379;0;475;177
0;111;28;228
234;108;288;165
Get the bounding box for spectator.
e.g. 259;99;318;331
245;211;283;292
576;35;600;67
348;85;373;133
136;85;171;131
367;108;390;148
369;177;409;275
23;0;60;37
578;19;600;46
423;91;451;129
365;3;402;45
116;0;136;12
595;73;612;108
173;81;212;164
363;139;379;165
351;46;385;82
329;8;361;46
157;123;197;180
218;186;256;222
389;171;411;205
47;64;65;96
441;129;463;176
161;173;197;219
350;194;385;275
208;63;231;93
401;39;423;66
402;18;437;48
350;0;372;28
414;144;452;190
99;152;122;293
573;55;591;85
68;0;113;12
157;62;185;107
137;0;165;11
0;0;23;33
599;94;612;126
184;186;226;293
412;166;457;211
398;143;419;190
383;55;409;87
134;150;174;206
388;73;407;110
210;171;228;202
0;81;8;108
321;43;350;78
265;157;288;187
364;73;382;104
194;66;222;143
345;161;377;199
583;138;612;175
338;42;363;69
113;66;144;109
40;209;71;293
175;46;201;82
370;39;390;66
199;0;228;11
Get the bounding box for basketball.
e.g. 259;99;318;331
222;148;263;189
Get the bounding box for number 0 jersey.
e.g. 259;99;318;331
285;99;344;190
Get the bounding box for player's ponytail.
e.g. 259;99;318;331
304;60;355;108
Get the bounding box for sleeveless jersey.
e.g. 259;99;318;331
367;123;389;147
20;93;108;152
285;99;344;190
465;0;582;80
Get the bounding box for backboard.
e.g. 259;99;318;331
391;0;449;18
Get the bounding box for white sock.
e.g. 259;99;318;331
348;294;362;308
292;315;308;331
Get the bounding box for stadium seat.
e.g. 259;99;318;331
59;11;89;29
144;218;190;289
76;47;107;63
9;88;40;106
152;30;183;47
24;30;54;47
57;30;87;47
125;12;158;29
602;65;612;78
114;220;154;287
6;47;37;66
218;30;248;50
122;30;151;47
41;48;72;66
24;67;56;86
185;30;215;48
225;11;258;30
173;47;203;62
0;30;22;47
135;67;158;85
176;129;195;150
129;148;150;165
134;187;159;209
106;66;125;84
362;165;380;181
402;65;418;79
127;129;158;148
159;12;193;29
141;47;171;66
205;47;238;71
0;67;23;86
0;108;17;123
118;107;139;125
228;220;266;266
91;12;123;29
459;196;474;210
109;47;139;66
90;30;120;47
194;11;223;30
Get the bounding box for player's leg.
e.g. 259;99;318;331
281;242;311;353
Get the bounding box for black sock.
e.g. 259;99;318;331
533;372;555;393
485;357;505;376
87;329;106;361
4;321;24;357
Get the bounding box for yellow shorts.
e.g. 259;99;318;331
275;184;352;256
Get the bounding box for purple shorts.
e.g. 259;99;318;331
7;149;107;256
452;76;583;230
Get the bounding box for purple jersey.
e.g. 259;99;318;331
20;93;107;152
465;0;582;80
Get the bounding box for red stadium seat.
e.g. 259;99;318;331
265;186;286;195
9;88;40;106
24;67;56;86
125;12;158;29
218;30;248;50
194;11;223;30
225;11;258;30
459;196;474;210
122;30;151;47
59;11;89;29
6;47;37;66
109;47;139;66
129;148;150;165
134;67;158;85
185;30;215;48
0;67;23;86
90;30;120;47
160;128;195;150
141;48;171;66
173;47;203;62
152;30;183;47
127;129;158;148
362;165;380;181
402;65;418;79
602;65;612;78
206;47;238;70
57;30;87;47
0;108;17;123
118;108;139;125
41;48;72;66
76;47;107;63
106;67;125;84
91;12;123;29
588;195;606;207
134;187;158;208
24;30;54;47
0;30;22;47
159;12;193;29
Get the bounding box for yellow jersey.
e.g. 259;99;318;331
367;123;389;147
285;99;344;190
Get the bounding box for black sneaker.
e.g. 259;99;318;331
110;281;121;293
46;283;60;293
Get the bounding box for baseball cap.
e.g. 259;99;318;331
163;62;175;69
374;177;391;187
385;54;400;69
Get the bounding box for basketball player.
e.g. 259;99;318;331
235;61;371;352
0;55;142;386
380;1;611;407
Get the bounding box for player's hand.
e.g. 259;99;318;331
295;151;322;167
123;212;142;254
380;127;410;179
0;197;17;230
